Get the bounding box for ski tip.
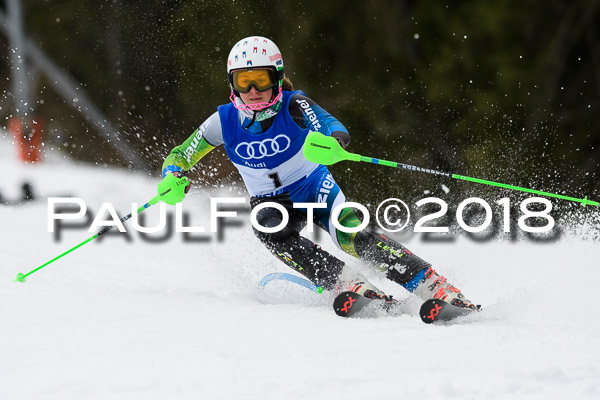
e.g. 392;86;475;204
420;299;446;324
333;291;361;317
15;273;26;283
419;299;480;324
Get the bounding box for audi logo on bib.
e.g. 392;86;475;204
235;135;291;160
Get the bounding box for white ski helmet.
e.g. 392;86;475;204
227;36;284;111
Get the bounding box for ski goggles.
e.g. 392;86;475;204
231;68;276;93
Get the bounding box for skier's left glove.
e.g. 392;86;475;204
157;171;190;205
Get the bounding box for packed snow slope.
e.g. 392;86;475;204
1;132;599;400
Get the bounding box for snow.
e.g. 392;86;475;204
1;131;599;400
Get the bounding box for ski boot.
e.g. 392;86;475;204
335;267;397;310
413;267;480;310
338;278;390;300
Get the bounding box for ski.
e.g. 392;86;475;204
333;291;399;318
419;299;479;324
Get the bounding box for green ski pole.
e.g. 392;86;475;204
303;131;599;207
15;190;168;283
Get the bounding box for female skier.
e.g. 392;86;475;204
158;36;476;310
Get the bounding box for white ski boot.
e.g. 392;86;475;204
336;266;390;301
413;267;478;309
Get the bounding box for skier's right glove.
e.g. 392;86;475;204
157;171;190;205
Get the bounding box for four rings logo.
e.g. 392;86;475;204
235;135;291;160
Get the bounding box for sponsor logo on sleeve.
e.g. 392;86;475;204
184;119;212;162
295;99;322;131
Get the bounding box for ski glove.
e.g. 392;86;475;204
157;171;190;205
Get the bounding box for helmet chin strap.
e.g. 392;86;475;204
231;87;283;128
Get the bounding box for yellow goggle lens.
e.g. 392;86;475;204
232;69;275;93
